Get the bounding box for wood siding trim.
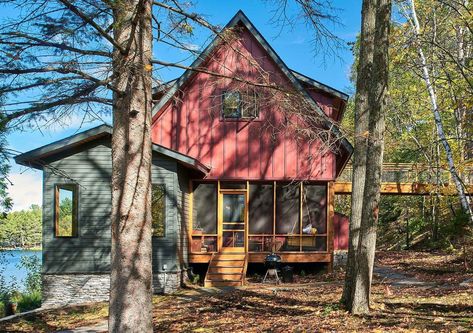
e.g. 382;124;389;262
327;181;335;272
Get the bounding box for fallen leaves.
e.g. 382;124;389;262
0;251;472;332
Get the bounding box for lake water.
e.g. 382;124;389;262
0;250;42;291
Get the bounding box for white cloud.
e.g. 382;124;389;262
8;171;42;211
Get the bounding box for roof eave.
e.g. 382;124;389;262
14;124;113;170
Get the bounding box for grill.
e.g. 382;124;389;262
264;253;282;269
263;253;282;283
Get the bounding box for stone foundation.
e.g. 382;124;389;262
333;250;348;268
42;271;185;307
42;274;110;307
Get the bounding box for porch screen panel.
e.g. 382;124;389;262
276;184;300;234
193;183;217;234
302;184;327;234
249;183;273;234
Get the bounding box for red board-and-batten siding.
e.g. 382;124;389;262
152;27;340;181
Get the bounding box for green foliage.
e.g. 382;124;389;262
0;205;42;248
57;196;73;237
0;253;42;316
16;290;41;313
340;0;473;251
19;255;41;294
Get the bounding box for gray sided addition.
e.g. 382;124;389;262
16;128;195;306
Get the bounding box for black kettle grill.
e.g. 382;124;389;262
264;253;282;269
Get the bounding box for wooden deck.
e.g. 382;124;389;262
190;252;331;264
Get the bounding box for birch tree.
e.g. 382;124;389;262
403;0;473;224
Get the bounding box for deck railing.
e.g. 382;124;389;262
338;163;473;185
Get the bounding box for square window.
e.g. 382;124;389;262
55;184;78;237
152;184;166;237
222;91;241;118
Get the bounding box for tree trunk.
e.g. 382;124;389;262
341;0;377;305
409;0;473;225
347;0;391;315
109;1;154;332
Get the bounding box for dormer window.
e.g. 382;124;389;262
222;90;259;119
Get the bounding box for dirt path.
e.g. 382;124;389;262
55;321;108;333
374;265;437;287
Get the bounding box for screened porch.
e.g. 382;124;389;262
188;180;335;263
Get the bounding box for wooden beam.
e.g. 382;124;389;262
190;252;332;263
249;252;331;263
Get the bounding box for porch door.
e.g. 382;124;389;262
220;192;246;252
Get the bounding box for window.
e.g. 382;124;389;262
55;184;78;237
152;184;166;237
222;91;241;118
222;90;259;119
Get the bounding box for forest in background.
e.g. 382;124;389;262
0;205;41;249
337;0;472;256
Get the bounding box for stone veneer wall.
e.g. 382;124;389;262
42;271;184;307
42;274;110;307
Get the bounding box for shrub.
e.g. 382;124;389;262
16;290;41;313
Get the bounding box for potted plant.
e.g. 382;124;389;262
2;289;20;316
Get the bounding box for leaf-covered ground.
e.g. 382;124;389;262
0;251;472;332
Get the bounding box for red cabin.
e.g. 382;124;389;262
151;11;352;286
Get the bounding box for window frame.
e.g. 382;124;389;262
221;90;242;119
151;183;166;238
221;90;260;120
54;183;79;238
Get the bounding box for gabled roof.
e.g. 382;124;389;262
152;10;353;155
15;125;211;174
290;70;349;101
154;71;348;101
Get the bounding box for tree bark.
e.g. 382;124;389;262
347;0;391;315
109;1;154;332
409;0;473;225
341;0;377;306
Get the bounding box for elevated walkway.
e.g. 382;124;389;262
335;163;473;195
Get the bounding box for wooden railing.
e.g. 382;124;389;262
335;163;473;195
338;163;473;185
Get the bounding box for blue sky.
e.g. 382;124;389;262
5;1;361;210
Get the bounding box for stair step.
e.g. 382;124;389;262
204;280;243;287
213;254;246;260
208;267;243;274
204;253;248;288
206;273;242;280
210;261;245;268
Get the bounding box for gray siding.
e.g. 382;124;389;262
42;138;187;275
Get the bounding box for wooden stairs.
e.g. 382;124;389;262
204;252;248;287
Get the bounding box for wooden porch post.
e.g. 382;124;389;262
327;181;335;273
